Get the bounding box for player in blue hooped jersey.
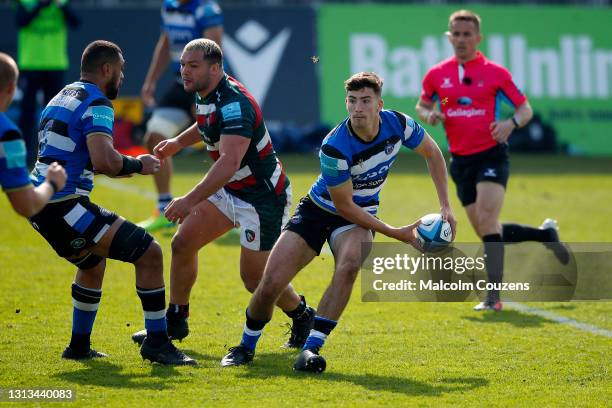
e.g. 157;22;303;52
28;41;195;365
0;52;67;217
222;72;457;372
138;0;224;231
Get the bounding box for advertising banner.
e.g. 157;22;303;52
319;5;612;155
224;7;319;126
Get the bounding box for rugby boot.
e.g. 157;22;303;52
283;306;316;349
62;346;108;360
140;338;197;366
540;218;570;265
220;345;254;367
473;300;503;312
294;347;326;373
137;212;175;232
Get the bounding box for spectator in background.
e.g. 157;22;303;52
16;0;80;168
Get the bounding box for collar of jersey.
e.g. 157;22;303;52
200;74;228;102
452;50;485;67
347;117;382;145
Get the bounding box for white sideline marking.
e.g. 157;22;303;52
96;177;156;200
506;302;612;338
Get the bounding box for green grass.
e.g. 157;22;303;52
1;153;611;407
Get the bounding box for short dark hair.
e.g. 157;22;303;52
183;39;223;66
449;10;481;33
81;40;123;74
0;52;18;91
344;72;383;96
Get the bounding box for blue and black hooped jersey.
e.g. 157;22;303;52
30;81;114;201
309;109;425;215
0;112;31;192
162;0;223;74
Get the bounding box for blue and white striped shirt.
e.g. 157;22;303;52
309;109;425;215
162;0;223;74
30;81;114;201
0;112;31;192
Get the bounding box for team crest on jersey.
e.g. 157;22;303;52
245;229;256;243
384;143;394;155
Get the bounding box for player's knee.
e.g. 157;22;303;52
136;240;163;269
79;257;106;284
170;232;196;256
242;277;260;293
257;274;285;300
108;221;156;265
72;252;104;271
335;259;361;286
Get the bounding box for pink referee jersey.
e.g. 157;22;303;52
420;51;527;156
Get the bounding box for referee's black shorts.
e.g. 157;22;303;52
449;143;510;206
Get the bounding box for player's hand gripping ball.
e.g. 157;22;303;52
416;213;453;252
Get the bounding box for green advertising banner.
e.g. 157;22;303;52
318;5;612;155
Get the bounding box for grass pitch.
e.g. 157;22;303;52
0;153;610;407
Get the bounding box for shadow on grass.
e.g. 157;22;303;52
53;358;192;390
234;352;488;397
461;309;550;327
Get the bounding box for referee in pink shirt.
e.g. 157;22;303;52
416;10;569;311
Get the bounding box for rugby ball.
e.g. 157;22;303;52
416;213;453;252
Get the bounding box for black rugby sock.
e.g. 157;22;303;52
284;295;307;320
502;223;552;243
482;234;504;303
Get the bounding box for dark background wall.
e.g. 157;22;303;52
0;4;319;126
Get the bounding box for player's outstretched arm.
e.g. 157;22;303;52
328;181;421;249
154;122;201;160
6;162;67;218
164;134;249;224
412;133;457;239
87;133;160;177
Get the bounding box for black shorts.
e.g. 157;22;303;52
449;143;510;206
284;196;361;255
29;196;118;259
157;79;195;116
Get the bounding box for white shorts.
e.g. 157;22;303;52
145;108;192;140
207;187;292;251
